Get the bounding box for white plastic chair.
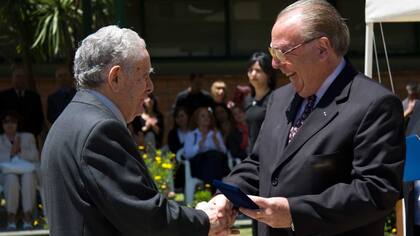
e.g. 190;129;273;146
176;148;203;205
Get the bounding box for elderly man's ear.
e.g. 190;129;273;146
317;37;332;60
108;65;122;92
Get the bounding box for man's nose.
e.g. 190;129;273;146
272;57;287;71
272;57;281;69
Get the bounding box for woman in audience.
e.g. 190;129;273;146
167;106;190;190
214;104;247;160
230;105;249;156
183;107;229;185
0;111;38;230
137;94;165;149
168;106;190;154
245;52;276;152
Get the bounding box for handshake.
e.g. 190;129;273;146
196;194;293;236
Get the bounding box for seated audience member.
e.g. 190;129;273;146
0;66;44;137
183;107;229;185
0;111;38;230
168;106;190;154
137;94;164;149
230;105;249;156
173;73;215;116
402;82;419;125
227;85;251;109
47;65;76;125
214;104;247;160
210;80;227;106
167;106;190;191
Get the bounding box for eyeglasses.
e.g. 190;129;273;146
268;37;320;63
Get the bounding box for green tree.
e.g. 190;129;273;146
32;0;82;65
0;0;115;90
31;0;115;65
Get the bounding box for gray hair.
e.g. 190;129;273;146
73;25;146;89
277;0;350;57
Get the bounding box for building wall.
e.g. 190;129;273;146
0;71;419;145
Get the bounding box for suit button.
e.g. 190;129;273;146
272;177;278;186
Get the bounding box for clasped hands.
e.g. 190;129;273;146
196;194;293;236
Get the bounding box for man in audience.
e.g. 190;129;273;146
402;81;419;120
211;80;227;106
0;65;44;137
41;25;235;236
173;73;215;116
210;1;405;235
46;65;76;125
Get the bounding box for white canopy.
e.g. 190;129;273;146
366;0;420;23
364;2;420;235
364;0;420;81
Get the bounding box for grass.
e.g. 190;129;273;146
237;227;252;236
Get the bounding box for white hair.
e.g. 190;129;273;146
277;0;350;57
73;25;146;89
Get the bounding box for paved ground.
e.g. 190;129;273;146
0;219;253;236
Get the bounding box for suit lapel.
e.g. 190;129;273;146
281;101;338;164
273;60;357;170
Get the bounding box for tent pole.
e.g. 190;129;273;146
364;23;374;78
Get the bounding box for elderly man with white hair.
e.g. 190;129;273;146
41;25;235;236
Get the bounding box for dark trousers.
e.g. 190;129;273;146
190;150;229;185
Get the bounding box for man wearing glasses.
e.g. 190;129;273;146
210;0;405;235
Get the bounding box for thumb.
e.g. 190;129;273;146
247;195;270;208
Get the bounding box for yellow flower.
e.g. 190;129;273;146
154;176;162;181
142;154;148;159
156;150;162;156
170;153;176;159
163;163;173;169
392;228;396;233
161;184;167;189
155;157;162;163
33;220;39;226
205;184;211;188
138;146;145;150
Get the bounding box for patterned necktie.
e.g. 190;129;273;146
288;95;317;143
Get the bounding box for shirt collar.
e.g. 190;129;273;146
314;57;346;104
85;89;126;125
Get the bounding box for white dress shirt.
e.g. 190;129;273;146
183;128;227;160
295;58;346;121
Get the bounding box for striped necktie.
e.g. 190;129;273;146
288;95;317;143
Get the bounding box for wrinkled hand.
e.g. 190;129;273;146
210;194;239;235
239;196;292;228
197;196;238;236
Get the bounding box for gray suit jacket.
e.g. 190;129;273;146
224;61;405;236
41;90;209;236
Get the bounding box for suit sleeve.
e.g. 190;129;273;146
80;119;209;236
288;95;405;236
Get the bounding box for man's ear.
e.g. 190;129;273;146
317;37;331;60
107;65;122;92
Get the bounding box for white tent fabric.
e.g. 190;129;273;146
364;0;420;78
365;2;420;235
366;0;420;23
